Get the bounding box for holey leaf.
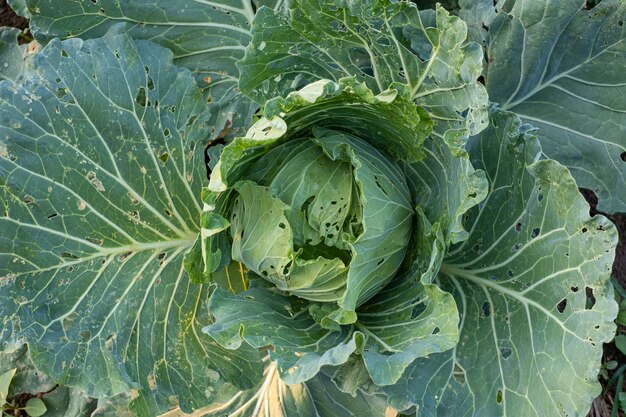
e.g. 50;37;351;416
24;0;285;138
0;31;262;416
239;0;488;138
487;0;626;213
384;109;618;416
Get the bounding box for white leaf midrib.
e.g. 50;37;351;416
441;264;586;342
2;236;197;280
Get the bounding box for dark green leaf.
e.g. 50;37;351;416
239;0;487;137
0;30;262;415
24;0;283;138
487;0;626;213
385;109;618;416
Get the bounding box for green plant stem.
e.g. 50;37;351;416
612;276;626;299
605;365;626;395
611;372;624;417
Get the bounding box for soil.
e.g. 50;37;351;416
0;2;625;417
0;0;28;31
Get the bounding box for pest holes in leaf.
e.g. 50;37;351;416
507;270;514;277
61;251;79;260
531;228;540;238
118;251;132;262
410;303;425;319
472;244;481;253
22;194;35;205
86;171;105;192
556;299;567;313
619;20;624;27
244;295;255;300
481;301;491;318
129;210;140;223
585;287;596;309
186;115;198;127
55;87;67;99
500;347;512;359
582;227;588;233
127;192;139;205
452;363;465;384
105;333;116;351
86;237;103;245
511;243;522;252
47;213;58;219
376;258;385;266
496;390;503;404
164;209;172;217
136;87;147;107
537;193;544;202
571;286;579;292
163;128;171;137
80;330;91;341
278;222;286;229
158;152;169;164
348;47;371;73
432;326;440;335
514;222;522;232
62;312;78;331
61;49;69;58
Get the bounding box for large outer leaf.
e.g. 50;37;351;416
487;0;626;213
23;0;283;137
0;31;262;415
385;109;618;416
239;0;488;137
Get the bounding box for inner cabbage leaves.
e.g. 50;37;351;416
228;131;413;309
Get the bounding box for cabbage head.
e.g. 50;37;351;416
185;77;490;388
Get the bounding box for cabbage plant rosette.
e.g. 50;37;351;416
185;77;487;390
